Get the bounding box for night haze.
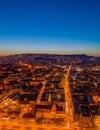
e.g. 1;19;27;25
0;0;100;56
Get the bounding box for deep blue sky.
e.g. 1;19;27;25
0;0;100;56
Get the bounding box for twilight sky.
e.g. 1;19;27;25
0;0;100;56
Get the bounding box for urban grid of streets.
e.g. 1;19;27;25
0;64;99;130
0;65;74;130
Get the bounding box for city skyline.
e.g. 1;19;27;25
0;0;100;56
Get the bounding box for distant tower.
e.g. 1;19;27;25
19;60;22;65
48;93;51;102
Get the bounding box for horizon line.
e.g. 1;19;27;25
0;52;100;57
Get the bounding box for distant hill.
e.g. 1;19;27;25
0;53;99;65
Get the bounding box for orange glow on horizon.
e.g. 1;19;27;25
0;51;100;57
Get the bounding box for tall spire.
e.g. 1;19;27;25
51;102;56;112
48;93;51;102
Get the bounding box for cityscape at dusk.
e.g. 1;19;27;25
0;0;100;130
